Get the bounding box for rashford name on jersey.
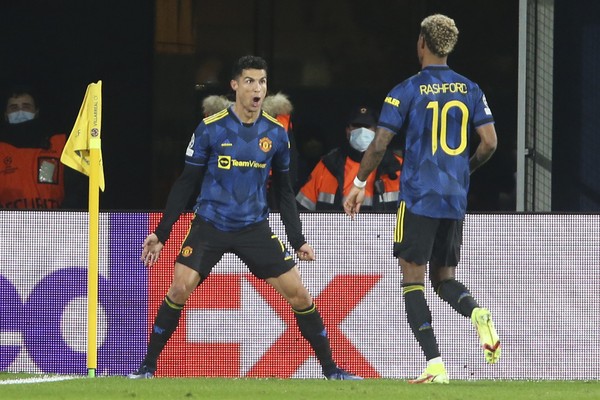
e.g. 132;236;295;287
418;82;468;95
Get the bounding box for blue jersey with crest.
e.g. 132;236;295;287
379;65;494;219
185;107;290;231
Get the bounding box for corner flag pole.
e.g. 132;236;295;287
87;120;101;378
60;81;105;378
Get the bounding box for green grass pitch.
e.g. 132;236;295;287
0;374;598;400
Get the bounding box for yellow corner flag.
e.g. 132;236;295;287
61;81;104;378
61;80;105;191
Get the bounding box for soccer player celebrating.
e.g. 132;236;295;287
128;55;361;380
344;14;500;384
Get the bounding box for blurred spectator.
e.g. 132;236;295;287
0;86;86;209
201;94;232;117
262;92;299;202
296;106;402;211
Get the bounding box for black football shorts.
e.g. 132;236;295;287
175;215;296;280
392;201;463;266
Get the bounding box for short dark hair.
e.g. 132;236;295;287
231;55;268;80
5;85;38;109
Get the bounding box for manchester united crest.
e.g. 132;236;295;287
259;137;272;153
181;246;193;257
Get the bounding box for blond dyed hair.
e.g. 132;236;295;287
420;14;459;57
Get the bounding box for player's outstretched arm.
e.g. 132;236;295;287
344;185;365;219
141;233;164;267
345;127;394;218
272;169;307;251
296;242;316;261
153;163;205;246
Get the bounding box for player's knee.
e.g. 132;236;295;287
167;283;193;304
288;289;313;310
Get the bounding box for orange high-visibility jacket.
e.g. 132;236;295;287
0;134;66;209
297;148;402;211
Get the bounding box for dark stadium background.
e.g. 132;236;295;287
0;0;597;211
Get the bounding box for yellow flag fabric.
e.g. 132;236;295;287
60;81;105;191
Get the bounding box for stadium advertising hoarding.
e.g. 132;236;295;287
1;212;599;379
0;213;147;375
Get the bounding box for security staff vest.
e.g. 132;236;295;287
297;148;402;212
0;134;66;209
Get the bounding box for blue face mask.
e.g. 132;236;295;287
7;110;36;124
349;127;375;152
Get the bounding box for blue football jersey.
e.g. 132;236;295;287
379;65;494;219
185;107;290;231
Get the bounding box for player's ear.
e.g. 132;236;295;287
230;79;238;91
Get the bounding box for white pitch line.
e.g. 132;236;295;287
0;375;82;385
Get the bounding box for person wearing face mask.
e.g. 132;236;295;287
296;106;402;211
0;86;85;209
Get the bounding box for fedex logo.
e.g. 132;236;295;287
151;273;382;378
0;265;146;374
1;212;389;378
0;213;148;375
147;213;384;378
